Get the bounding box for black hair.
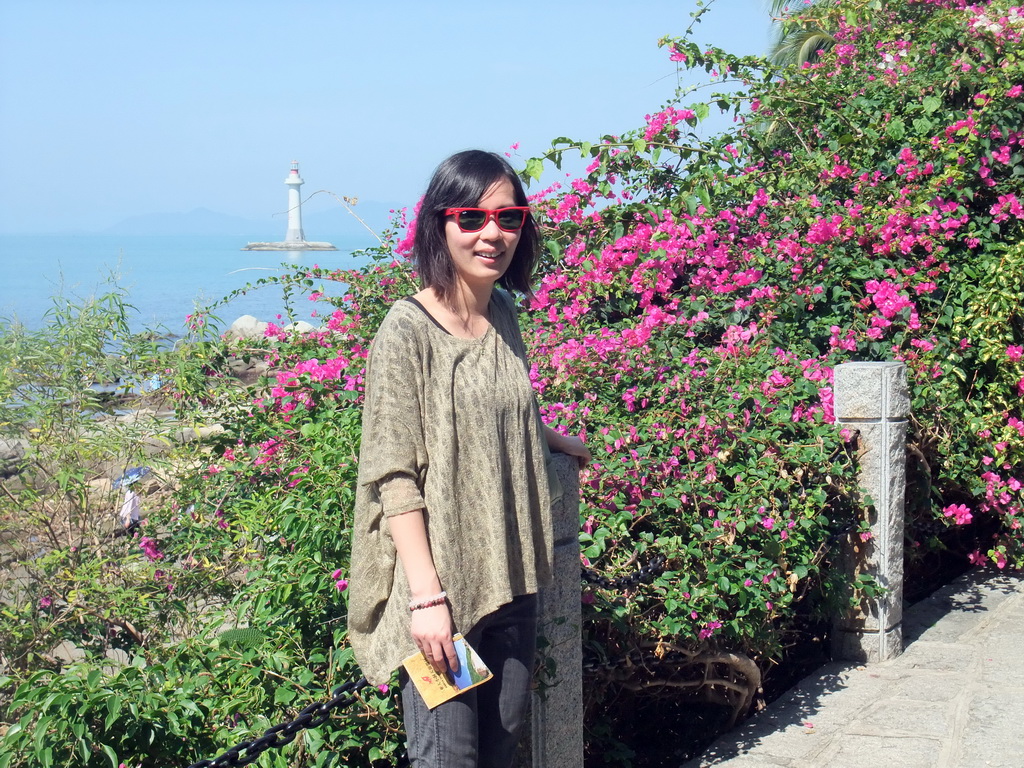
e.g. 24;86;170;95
412;150;539;309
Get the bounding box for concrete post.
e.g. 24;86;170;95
518;453;584;767
832;361;910;662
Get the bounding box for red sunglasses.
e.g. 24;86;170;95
444;207;530;232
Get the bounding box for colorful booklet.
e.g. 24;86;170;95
402;633;492;709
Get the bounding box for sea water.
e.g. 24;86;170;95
0;234;377;335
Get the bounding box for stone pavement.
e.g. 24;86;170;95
685;569;1024;768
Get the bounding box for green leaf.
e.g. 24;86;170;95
100;744;119;768
34;716;51;754
525;157;544;181
912;117;933;135
885;119;906;141
922;95;942;114
275;687;297;705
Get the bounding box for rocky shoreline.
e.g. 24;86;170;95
241;241;337;251
0;312;318;490
0;311;305;674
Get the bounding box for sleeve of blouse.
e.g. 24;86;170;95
358;309;428;517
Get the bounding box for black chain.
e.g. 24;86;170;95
187;677;369;768
581;553;667;590
187;554;665;767
579;554;670;676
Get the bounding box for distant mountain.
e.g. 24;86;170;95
105;208;274;237
104;200;404;240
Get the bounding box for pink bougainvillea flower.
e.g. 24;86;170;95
138;537;163;561
942;504;973;525
1007;345;1023;361
698;621;723;640
395;198;423;256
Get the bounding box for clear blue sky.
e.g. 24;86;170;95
0;0;775;234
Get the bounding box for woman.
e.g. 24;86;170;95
348;149;589;767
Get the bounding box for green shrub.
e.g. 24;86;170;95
3;0;1023;764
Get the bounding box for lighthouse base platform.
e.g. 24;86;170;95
242;241;337;251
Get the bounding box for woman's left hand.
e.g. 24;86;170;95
546;428;592;468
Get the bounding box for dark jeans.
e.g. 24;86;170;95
400;593;538;768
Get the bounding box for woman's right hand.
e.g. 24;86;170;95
411;603;459;675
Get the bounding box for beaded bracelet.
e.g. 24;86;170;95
408;591;447;612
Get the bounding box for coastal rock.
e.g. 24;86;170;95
112;405;173;424
167;424;226;444
227;356;270;384
86;477;113;507
284;321;317;335
227;315;268;340
0;438;27;479
48;640;87;666
228;314;324;341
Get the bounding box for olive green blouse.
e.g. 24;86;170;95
347;289;555;685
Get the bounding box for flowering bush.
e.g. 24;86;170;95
513;0;1024;756
3;0;1024;765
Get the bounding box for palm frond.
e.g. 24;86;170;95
770;27;837;67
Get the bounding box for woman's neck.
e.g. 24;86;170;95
451;280;493;319
415;282;494;339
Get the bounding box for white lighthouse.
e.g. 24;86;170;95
284;160;305;243
242;161;336;251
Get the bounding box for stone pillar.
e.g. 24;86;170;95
518;452;584;767
832;362;909;662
